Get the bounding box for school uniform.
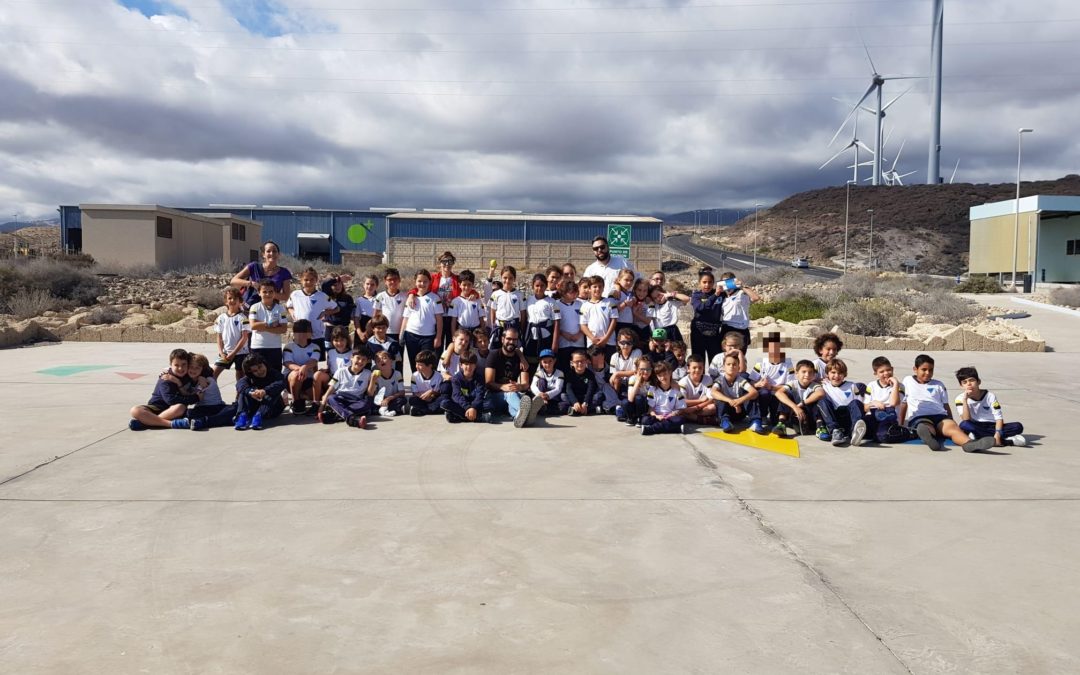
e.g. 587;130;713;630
678;373;714;403
248;301;287;373
816;380;866;434
371;369;407;415
353;295;376;335
779;379;823;434
712;374;761;426
442;371;487;422
367;336;402;371
590;364;620;413
287;288;335;353
319;283;355;344
618;374;650;422
523;295;556;363
612;289;636;337
646;298;684;343
530;366;565;414
813;357;829;381
324;348;352;378
449;294;484;332
554;299;585;373
400;292;444;373
641;384;686;435
560;369;600;415
409;370;446;416
214;310;250;371
282;340;324;383
324;365;373;423
865;379;908;442
489;288;524;348
373;290;406;341
609;348;642;397
580;298;618;357
954;390;1025;443
235;370;286;420
689;289;724;364
719;290;752;352
186;373;236;428
749;357;795;425
672;362;688;383
902;376;951;428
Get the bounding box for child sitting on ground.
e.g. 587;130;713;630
775;359;825;436
812;332;843;381
749;332;795;433
638;361;687;436
709;331;747;380
616;357;654;425
314;326;352;405
530;349;565;417
317;347;373;429
439;328;474;381
679;354;716;425
954;366;1027;447
902;354;996;453
283;319;324;415
816;359;868;447
408;350;446;417
181;353;235;430
587;345;619;414
366;315;401;372
213;287;250;381
128;348;201;430
669;340;688;381
369;350;407;417
442;351;487;423
234;352;286;431
609;328;642;397
562;349;600;416
710;352;762;433
864;356;910;444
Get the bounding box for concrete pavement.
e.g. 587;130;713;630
2;307;1078;673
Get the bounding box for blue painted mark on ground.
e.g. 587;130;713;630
37;365;120;377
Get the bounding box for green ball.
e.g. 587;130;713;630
347;224;368;244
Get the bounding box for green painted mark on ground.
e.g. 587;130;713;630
37;365;120;377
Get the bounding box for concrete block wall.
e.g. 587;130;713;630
388;239;663;275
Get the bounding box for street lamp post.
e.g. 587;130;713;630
793;209;799;260
1012;128;1034;291
867;208;875;269
843;181;853;274
753;203;762;271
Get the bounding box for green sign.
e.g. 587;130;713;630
607;223;631;258
347;219;374;244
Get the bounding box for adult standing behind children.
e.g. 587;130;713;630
583;236;636;297
484;327;536;428
231;240;293;308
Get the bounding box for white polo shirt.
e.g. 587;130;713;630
554;299;585;348
374;290;406;333
214;310;250;354
401;292;444;336
287;289;335;338
584;255;635;296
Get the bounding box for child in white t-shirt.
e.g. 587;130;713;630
816;359;867;447
287;267;336;355
638;361;686;436
213;287;251;380
679;354;715;424
954;366;1027;447
553;279;585;374
902;354;996;453
369;349;406;417
408;349;446;417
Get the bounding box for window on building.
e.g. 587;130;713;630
231;223;246;241
250;249;259;262
1069;240;1075;255
156;216;173;239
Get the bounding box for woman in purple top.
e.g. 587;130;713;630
231;240;293;308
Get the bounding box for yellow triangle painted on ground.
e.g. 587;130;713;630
703;429;801;458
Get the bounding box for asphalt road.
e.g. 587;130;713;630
664;233;842;281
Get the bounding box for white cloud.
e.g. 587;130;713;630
1;0;1076;219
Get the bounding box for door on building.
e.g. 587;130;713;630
297;233;331;262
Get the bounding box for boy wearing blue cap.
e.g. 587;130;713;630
529;348;565;416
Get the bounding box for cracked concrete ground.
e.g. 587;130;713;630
2;297;1078;673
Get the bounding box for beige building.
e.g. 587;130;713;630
969;195;1080;286
81;204;262;270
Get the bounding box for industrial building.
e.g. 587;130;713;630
60;205;663;271
968;195;1080;287
79;205;261;269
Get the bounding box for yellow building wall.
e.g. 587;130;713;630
969;212;1038;274
82;210;157;267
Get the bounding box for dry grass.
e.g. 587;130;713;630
7;289;56;319
1048;286;1080;308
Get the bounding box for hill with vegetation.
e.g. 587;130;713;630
688;175;1080;275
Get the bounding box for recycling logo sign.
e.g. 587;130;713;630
607;224;632;258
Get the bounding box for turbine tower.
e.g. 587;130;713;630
928;0;944;184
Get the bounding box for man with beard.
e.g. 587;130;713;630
583;236;637;297
484;326;537;428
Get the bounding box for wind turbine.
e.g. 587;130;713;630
881;139;917;186
949;158;961;184
830;45;921;186
821;112;874;184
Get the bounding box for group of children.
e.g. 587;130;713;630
128;261;1027;452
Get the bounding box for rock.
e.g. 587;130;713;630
922;335;946;350
864;336;888;351
939;326;965;351
149;301;164;310
883;336;925;350
42;310;57;317
120;315;151;327
834;330;866;350
67;311;92;327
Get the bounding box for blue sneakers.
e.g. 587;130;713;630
719;417;734;433
128;419;146;431
250;414;264;430
189;418;207;431
234;413;249;431
749;420;765;434
614;404;626;421
170;418;190;429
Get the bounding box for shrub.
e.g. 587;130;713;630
750;295;828;324
906;290;981;323
822;299;912;337
193;286;227;310
150;308;187;325
740;266;800;287
7;289;55;319
85;306;124;325
955;275;1002;294
20;259;103;305
1048;286;1080;308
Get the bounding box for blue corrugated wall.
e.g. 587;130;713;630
389;218;661;242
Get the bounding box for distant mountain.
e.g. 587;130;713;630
663;208;751;227
0;218;59;234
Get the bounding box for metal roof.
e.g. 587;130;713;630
970;195;1080;220
389;212;661;223
78;204;261;227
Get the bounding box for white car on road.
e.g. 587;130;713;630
790;257;809;269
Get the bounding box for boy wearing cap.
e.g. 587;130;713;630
530;348;565;416
645;328;678;371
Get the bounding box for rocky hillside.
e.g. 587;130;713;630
692;175;1080;275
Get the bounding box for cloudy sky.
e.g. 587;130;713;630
1;0;1077;220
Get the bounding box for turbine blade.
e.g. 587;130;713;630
828;83;876;147
880;75;925;80
891;139;906;172
856;140;875;156
819;145;851;170
881;86;912;111
858;27;878;74
950;159;960;184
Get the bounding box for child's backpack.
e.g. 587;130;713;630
874;409;911;443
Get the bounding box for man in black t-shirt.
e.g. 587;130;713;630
484;327;536;428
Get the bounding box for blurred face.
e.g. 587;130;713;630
249;362;268;378
826;368;846;385
590;352;606;369
699;275;714;292
301;274;317;292
688;361;704;382
914;361;935;384
363;277;378;297
960;376;980;394
875;364;894;382
562;265;575;280
533;278;546;296
258;285;275;305
547;271;561;290
540;356;555;373
415;274;430;293
767;340;783;359
461;361;477;379
330;278;344;295
349;354;367;372
650;272;665;287
294;331;311;346
169;358;189;378
819;340;839;362
385;274;401;293
332;336;348;352
796;366;816;386
563;286;578;302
